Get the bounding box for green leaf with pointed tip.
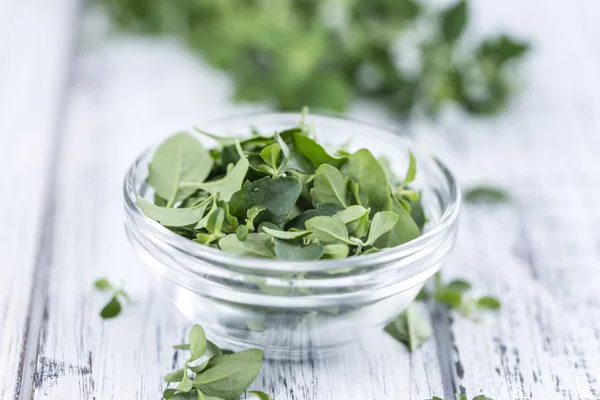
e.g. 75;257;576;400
292;133;347;169
366;211;399;245
347;180;367;206
218;233;275;258
175;368;194;392
164;368;185;382
137;195;212;227
402;151;417;186
148;133;213;207
455;394;468;400
100;296;122;319
441;0;467;42
374;197;420;248
305;216;353;245
94;278;112;291
262;226;311;240
385;304;432;351
274;239;324;260
229;176;302;225
310;164;351;207
180;154;249;201
248;391;274;400
260;143;281;169
342;149;391;215
476;296;501;310
188;325;207;362
464;185;510;204
196;349;264;399
472;395;494;400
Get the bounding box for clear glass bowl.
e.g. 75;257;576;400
123;113;460;359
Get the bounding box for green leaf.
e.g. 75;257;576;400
148;133;213;207
455;395;468;400
137;195;212;227
196;349;264;399
164;368;185;382
274;239;324;260
246;205;267;228
402;151;417;186
305;216;353;245
476;296;501;310
463;185;510;204
322;244;350;259
286;202;345;230
188;324;207;362
218;233;275;258
94;278;112;291
229;176;302;225
348;180;367;206
262;226;311;240
342;149;391;215
441;0;467;42
334;205;370;237
366;211;400;245
447;279;472;292
478;35;530;65
374;197;420;248
309;164;351;207
293;133;346;169
248;391;274;400
173;344;190;350
434;287;464;308
180;154;249;201
432;397;443;400
175;368;194;392
100;296;122;319
217;200;238;232
385;304;432;351
235;225;249;241
260;143;281;169
472;395;494;400
206;207;225;236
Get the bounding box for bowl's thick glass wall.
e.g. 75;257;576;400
123;113;460;358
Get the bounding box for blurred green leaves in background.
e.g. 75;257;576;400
99;0;529;118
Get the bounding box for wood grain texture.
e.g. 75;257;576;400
2;0;600;398
0;0;79;398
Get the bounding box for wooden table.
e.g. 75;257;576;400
2;0;600;398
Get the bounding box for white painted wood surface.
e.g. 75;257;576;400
2;0;600;399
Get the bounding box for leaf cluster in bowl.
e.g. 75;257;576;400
137;115;425;260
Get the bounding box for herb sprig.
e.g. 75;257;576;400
164;324;266;400
94;278;130;319
138;113;424;260
99;0;529;118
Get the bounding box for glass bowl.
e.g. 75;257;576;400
123;112;460;359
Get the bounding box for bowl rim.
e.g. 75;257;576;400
123;111;461;273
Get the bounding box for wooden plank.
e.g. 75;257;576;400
0;0;79;398
413;0;600;398
30;13;444;398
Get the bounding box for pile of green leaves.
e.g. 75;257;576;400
164;324;271;399
137;117;424;259
99;0;529;117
